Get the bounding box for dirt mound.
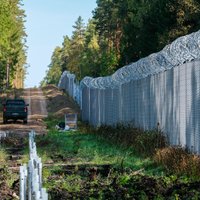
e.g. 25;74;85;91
43;85;80;118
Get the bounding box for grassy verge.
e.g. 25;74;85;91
37;129;160;174
34;116;200;199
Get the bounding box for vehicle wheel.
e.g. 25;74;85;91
23;119;28;124
3;118;7;124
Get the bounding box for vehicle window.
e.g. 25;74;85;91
6;100;25;105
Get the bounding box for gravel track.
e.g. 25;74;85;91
0;88;48;135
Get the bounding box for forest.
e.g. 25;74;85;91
0;0;26;89
1;0;200;88
42;0;200;86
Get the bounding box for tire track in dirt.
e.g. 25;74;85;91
25;88;48;120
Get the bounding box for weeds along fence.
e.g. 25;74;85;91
58;30;200;153
20;131;48;200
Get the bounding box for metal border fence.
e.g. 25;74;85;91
58;30;200;153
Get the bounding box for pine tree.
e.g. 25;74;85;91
67;16;85;79
0;0;26;88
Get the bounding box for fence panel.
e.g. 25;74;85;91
58;30;200;153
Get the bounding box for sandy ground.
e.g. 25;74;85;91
0;88;48;135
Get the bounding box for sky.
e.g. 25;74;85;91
23;0;97;88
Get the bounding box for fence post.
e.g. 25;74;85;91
20;130;48;200
20;164;27;200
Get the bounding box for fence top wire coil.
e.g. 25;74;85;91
78;30;200;89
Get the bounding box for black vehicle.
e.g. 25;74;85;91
2;99;29;124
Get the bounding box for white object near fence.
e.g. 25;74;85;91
0;131;8;142
20;130;48;200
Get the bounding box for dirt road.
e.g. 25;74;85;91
0;88;48;135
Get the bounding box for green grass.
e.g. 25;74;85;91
0;148;20;189
0;149;7;164
36;127;163;176
35;117;200;199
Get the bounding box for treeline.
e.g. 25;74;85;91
42;0;200;85
0;0;26;89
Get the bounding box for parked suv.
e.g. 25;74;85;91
2;99;29;124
